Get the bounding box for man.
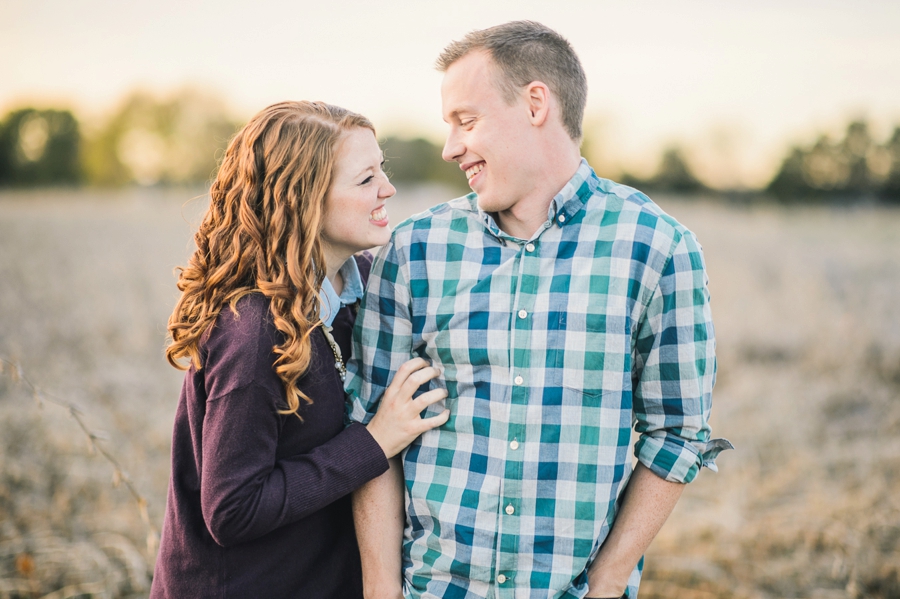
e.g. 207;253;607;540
347;21;731;599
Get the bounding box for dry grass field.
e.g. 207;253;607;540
0;187;898;598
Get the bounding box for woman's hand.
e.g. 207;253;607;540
365;358;450;459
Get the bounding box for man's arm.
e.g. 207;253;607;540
585;463;683;598
345;239;414;598
352;457;406;599
585;228;728;598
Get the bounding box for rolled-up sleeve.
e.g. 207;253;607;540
632;230;732;484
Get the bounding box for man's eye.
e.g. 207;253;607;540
360;176;374;185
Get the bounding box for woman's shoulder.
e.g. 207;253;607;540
207;293;273;344
201;293;282;400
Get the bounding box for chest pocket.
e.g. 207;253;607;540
547;307;630;400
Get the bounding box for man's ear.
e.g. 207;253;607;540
524;81;551;127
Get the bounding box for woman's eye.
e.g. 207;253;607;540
360;175;374;185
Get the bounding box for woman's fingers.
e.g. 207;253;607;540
413;388;448;409
365;360;449;458
387;357;428;391
410;389;449;434
417;409;450;433
398;365;441;397
386;359;441;402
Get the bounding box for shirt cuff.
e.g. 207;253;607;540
342;421;390;472
634;433;734;484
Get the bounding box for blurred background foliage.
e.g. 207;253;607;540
81;90;238;187
0;108;82;186
2;91;900;203
766;120;900;203
380;136;469;194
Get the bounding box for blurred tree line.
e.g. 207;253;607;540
593;121;900;203
0;90;240;188
0;108;82;185
766;120;900;202
618;146;708;194
2;93;899;203
380;136;467;192
0;91;469;192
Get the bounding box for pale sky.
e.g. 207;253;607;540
2;0;899;187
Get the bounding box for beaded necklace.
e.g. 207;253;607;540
322;325;346;382
320;299;359;382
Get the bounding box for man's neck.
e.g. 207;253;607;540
494;152;582;240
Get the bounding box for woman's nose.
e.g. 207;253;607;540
379;179;396;199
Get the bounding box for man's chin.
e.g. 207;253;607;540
475;195;504;213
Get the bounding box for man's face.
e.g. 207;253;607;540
441;51;538;214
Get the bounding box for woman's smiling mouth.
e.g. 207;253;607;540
369;206;388;224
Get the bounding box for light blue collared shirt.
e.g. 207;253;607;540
318;257;365;326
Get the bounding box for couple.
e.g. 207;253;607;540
151;21;729;599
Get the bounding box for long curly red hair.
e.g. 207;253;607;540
166;101;374;415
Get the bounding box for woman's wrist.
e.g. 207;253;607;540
364;416;395;459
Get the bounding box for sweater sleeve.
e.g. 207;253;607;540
197;299;388;547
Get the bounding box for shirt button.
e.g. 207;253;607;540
558;214;566;223
505;504;515;515
517;309;527;319
509;439;519;450
514;375;524;385
497;574;507;584
525;243;535;252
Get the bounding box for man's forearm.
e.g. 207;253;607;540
586;463;685;598
352;457;406;599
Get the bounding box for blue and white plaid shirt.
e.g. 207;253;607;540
347;160;730;599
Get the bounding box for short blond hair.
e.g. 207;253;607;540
436;21;587;141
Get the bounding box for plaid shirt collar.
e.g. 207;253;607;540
477;158;595;242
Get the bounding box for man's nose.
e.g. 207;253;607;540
442;129;463;163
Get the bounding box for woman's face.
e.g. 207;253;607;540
321;127;395;265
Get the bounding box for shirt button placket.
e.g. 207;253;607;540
503;238;533;597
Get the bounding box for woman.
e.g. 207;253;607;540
150;101;448;598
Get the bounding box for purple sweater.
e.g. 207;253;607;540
151;255;388;599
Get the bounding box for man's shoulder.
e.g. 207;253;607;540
586;175;692;247
393;193;477;230
390;193;480;240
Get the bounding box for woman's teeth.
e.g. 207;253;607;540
370;207;387;222
465;163;484;181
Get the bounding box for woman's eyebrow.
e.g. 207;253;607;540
352;164;377;179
